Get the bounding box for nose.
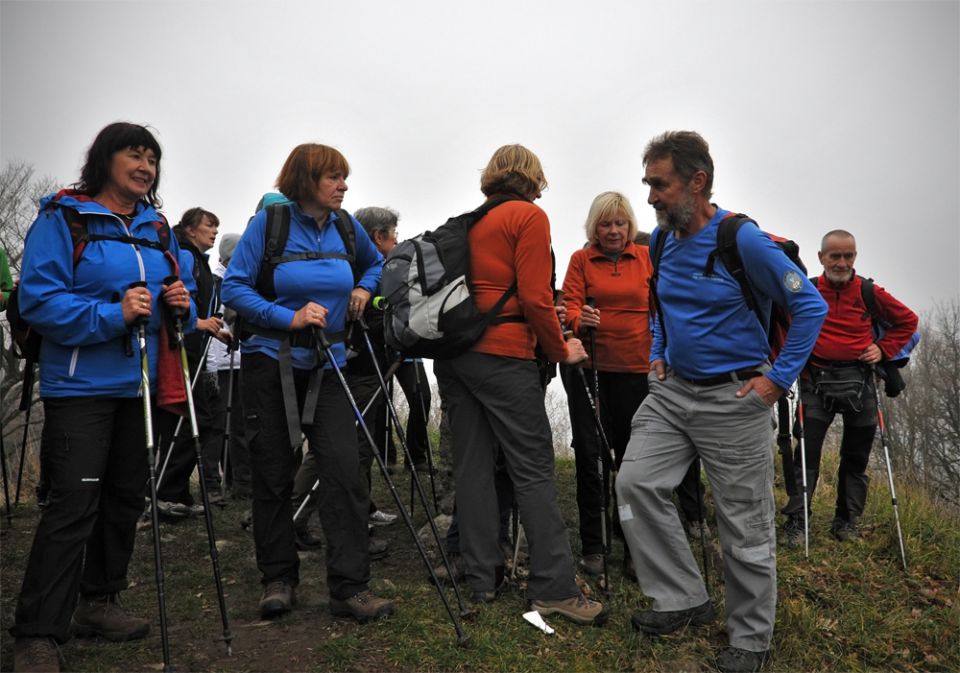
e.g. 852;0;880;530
647;188;656;206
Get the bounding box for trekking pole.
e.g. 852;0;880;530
14;374;34;505
131;281;172;672
291;358;404;525
155;333;214;489
872;367;908;571
166;277;233;654
1;419;12;524
219;332;237;500
412;359;440;513
584;296;611;592
313;326;471;645
795;387;811;558
777;395;798;498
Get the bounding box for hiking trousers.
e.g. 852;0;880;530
242;352;370;600
616;370;776;652
11;396;148;643
435;351;579;600
782;377;877;522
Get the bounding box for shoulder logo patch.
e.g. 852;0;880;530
783;269;804;293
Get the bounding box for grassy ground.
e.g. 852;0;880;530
1;450;957;672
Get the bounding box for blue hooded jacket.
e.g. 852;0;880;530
18;191;196;398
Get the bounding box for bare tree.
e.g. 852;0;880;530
882;298;960;507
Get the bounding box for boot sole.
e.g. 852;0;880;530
70;621;150;642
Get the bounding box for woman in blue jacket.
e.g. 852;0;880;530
10;122;193;673
221;143;394;623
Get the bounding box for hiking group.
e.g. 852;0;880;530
4;123;918;673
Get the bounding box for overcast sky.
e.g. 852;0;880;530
2;0;958;317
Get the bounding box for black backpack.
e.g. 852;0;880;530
379;194;524;359
650;212;807;357
5;204;171;409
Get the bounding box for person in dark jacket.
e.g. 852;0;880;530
155;207;226;517
781;230;918;544
10;122;193;673
221;143;394;623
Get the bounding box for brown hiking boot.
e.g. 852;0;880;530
14;637;61;672
258;580;296;619
70;594;149;642
329;590;395;623
431;553;464;585
530;592;609;626
578;553;604;576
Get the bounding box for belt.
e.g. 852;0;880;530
681;368;763;387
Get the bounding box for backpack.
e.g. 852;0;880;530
379;194;524;359
5;203;171;409
650;212;806;358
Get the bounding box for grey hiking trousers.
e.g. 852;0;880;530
616;369;777;652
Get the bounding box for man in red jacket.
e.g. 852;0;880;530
782;230;918;545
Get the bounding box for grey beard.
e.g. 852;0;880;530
656;197;696;233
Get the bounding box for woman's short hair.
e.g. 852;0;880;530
75;122;163;207
173;207;219;244
480;144;548;199
584;191;638;244
353;207;399;239
276;143;350;203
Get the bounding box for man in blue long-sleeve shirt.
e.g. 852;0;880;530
615;131;827;673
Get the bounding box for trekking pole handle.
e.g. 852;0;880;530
585;295;597;332
313;327;332;350
163;275;187;319
129;281;150;328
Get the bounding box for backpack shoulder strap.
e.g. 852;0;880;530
649;228;669;347
256;204;291;300
708;213;759;316
859;275;880;324
332;209;359;284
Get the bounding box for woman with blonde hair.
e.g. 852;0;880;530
434;144;607;625
560;191;654;579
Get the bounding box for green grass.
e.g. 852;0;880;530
1;451;957;672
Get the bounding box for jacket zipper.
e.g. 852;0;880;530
68;346;79;377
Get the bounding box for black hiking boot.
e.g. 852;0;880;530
716;646;769;673
70;594;150;641
830;517;861;542
781;515;804;548
631;599;716;634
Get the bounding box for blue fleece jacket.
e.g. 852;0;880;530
221;202;383;370
18;192;196;398
650;207;827;390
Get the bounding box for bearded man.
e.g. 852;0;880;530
614;131;827;673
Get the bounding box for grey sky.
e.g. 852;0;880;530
2;0;958;314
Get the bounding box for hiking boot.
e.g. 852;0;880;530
294;527;324;551
205;488;226;507
258;580;295;619
329;590;395;623
687;519;713;540
631;599;716;634
155;500;190;519
578;553;604;576
368;509;398;526
70;594;150;641
189;502;205;517
781;515;804;548
530;592;608;626
14;637;61;673
716;646;769;673
831;517;861;542
369;537;389;560
431;553;464;585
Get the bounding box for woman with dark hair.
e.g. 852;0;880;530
10;122;192;672
221;143;394;623
155;207;227;516
433;144;607;625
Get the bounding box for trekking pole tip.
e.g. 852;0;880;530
456;632;471;648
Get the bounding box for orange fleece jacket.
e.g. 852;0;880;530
468;199;568;362
562;242;652;373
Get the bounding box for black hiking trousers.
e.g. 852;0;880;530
11;396;148;643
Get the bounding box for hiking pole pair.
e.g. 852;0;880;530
791;385;811;558
155;331;214;489
165;278;233;654
312;326;471;646
291;357;404;525
13;369;35;505
130;281;172;672
219;331;238;501
872;366;908;571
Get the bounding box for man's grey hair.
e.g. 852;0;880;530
353;206;399;238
